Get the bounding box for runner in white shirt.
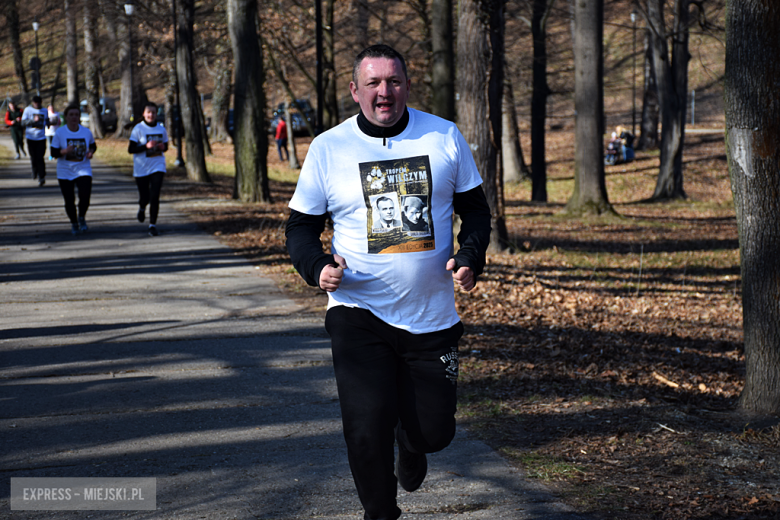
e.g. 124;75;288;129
128;102;168;237
21;95;49;186
51;104;97;236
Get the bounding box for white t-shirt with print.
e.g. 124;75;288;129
21;106;48;141
289;108;483;334
52;125;95;180
130;121;169;177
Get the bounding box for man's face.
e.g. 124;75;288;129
378;199;395;223
349;57;410;128
65;108;80;126
405;206;421;224
32;100;41;109
143;107;157;125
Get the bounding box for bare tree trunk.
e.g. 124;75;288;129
322;0;339;129
177;0;210;182
647;0;688;200
457;0;508;253
113;7;134;138
502;63;530;183
228;0;269;202
566;0;612;216
83;0;104;138
725;0;780;415
352;0;370;50
4;1;29;99
636;29;659;151
210;54;233;143
531;0;554;202
431;0;455;121
284;103;300;169
65;0;79;105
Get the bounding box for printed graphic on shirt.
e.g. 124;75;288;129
145;134;164;157
66;138;87;161
361;155;434;254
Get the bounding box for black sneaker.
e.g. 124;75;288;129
148;225;159;237
395;424;427;492
137;207;145;223
38;179;45;187
78;216;88;233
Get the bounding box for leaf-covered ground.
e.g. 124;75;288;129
160;131;780;519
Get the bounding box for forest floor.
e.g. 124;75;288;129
102;130;780;519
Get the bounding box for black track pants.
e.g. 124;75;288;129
135;171;164;225
325;306;463;520
58;176;93;225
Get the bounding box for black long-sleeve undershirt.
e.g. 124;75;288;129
285;185;491;289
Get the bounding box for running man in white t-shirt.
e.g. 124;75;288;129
128;102;168;237
51;104;97;235
285;44;491;520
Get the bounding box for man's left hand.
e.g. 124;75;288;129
446;258;475;292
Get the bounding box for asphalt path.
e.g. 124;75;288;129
0;134;587;519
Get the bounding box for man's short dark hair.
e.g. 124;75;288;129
352;44;408;85
144;102;158;112
64;103;81;117
32;95;42;105
376;196;394;208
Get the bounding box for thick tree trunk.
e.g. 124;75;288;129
352;0;370;51
725;0;780;415
647;0;688;200
65;0;79;105
566;0;612;216
322;0;339;129
177;0;210;183
4;1;29;99
210;54;233;143
83;0;104;138
530;0;550;202
502;67;530;183
457;0;508;253
636;29;659;151
431;0;455;121
228;0;269;202
113;9;134;138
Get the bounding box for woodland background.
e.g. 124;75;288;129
5;1;779;519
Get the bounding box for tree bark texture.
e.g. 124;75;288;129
114;7;134;138
502;66;530;183
725;0;780;415
210;54;233;143
431;0;455;121
457;0;508;253
65;0;79;105
530;0;550;202
177;0;211;183
322;0;339;130
285;103;301;169
566;0;611;215
636;29;659;151
84;0;104;138
352;0;370;51
647;0;688;200
4;1;29;99
228;0;269;202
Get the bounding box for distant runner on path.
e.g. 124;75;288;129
128;102;168;237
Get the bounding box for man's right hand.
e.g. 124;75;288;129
319;254;347;292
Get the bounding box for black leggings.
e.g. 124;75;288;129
325;306;463;520
58;176;93;225
27;138;47;180
135;172;164;225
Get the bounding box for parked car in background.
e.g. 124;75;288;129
268;99;315;136
79;98;118;132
